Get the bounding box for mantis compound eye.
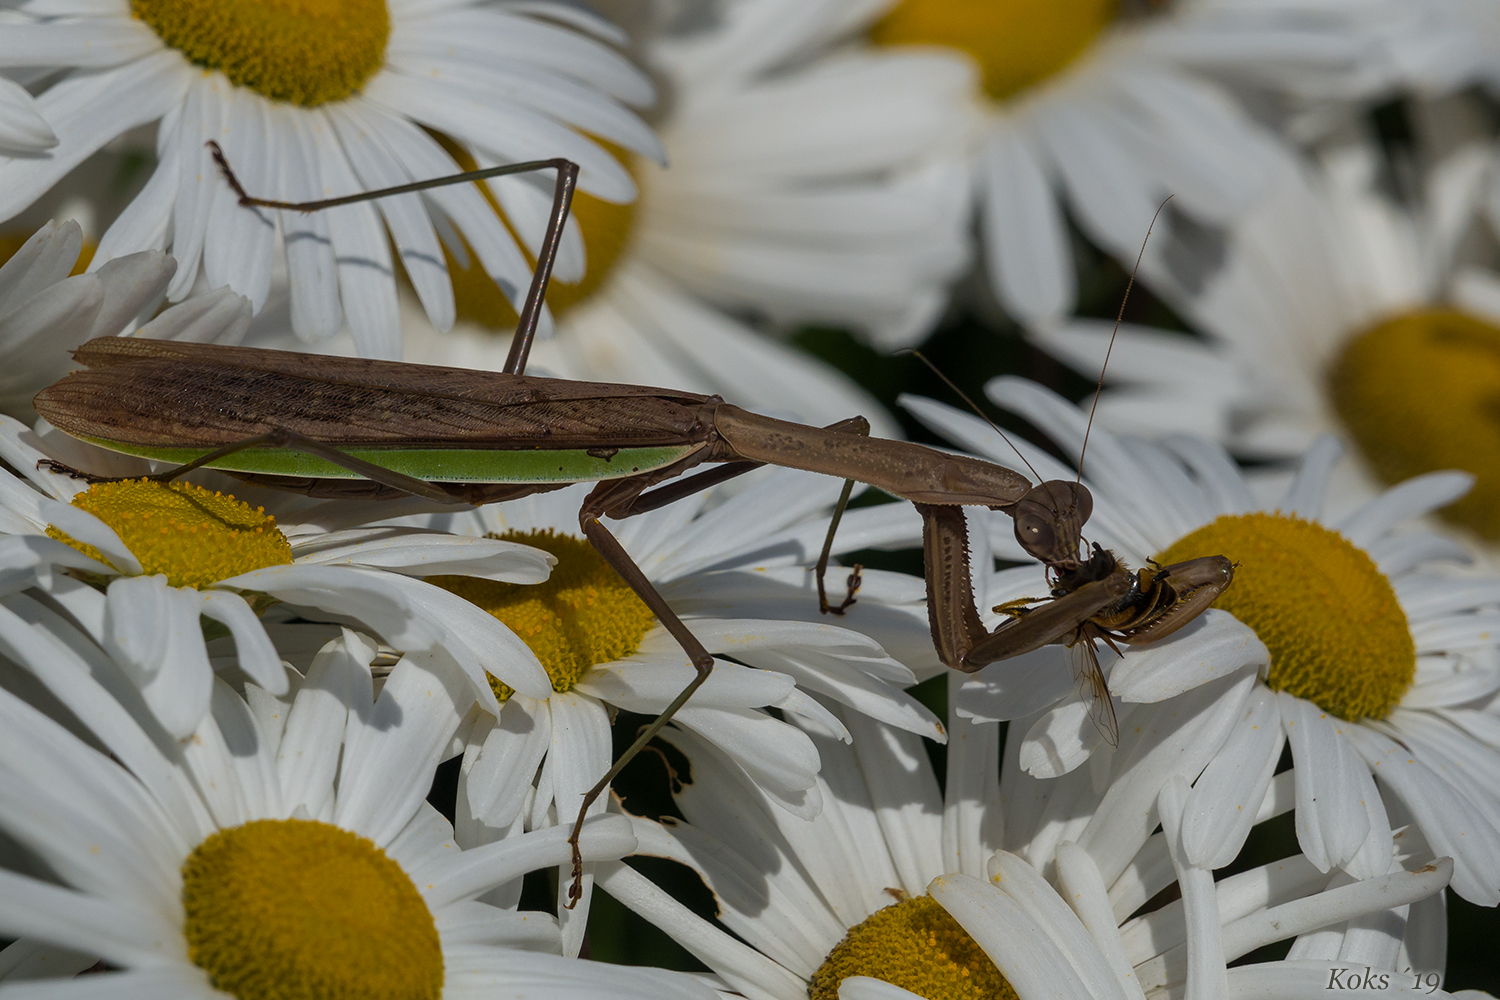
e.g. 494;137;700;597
1013;509;1058;560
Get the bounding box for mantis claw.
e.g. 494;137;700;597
36;458;107;483
828;564;863;615
566;840;585;910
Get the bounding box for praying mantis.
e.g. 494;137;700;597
32;147;1234;903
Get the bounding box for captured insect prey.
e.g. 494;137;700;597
33;146;1234;904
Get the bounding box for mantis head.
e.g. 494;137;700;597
1011;480;1093;570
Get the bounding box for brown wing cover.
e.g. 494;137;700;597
34;338;721;449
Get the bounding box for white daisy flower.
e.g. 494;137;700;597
904;377;1500;903
402;0;974;435
418;465;948;954
0;0;663;357
0;219;178;416
0;415;557;740
0;617;717;1000
861;0;1461;327
590;681;1452;1000
1031;135;1500;541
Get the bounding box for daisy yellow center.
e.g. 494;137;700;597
871;0;1117;99
47;479;292;588
1329;308;1500;539
1156;513;1414;722
427;529;656;699
439;138;638;327
181;818;442;1000
131;0;389;107
807;894;1017;1000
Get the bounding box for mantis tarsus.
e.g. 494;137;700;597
32;147;1233;904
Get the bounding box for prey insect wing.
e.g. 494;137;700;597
1073;637;1121;749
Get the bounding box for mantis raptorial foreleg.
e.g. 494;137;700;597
917;502;1125;669
815;477;861;615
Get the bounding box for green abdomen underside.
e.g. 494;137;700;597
81;437;701;484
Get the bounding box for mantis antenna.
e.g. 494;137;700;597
1076;194;1174;490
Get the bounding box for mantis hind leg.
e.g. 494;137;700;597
566;478;717;909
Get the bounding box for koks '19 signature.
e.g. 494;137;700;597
1326;967;1441;993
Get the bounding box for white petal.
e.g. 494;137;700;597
1277;435;1345;520
1181;686;1284;869
574;655;793;712
433;899;558;952
103;578;212;740
929;872;1103;1000
1054;842;1148;1000
1220;860;1453;963
82;250;175;340
0;869;175;969
0;596;211;841
218;563;550;706
990;851;1135;1000
196;590;285;694
594;862;804;1000
277;630;374;816
1019;693;1105;779
0;734;177;918
137;286;253;344
274;105;343;339
672;706;821;815
306;107;400;357
93;125;180;263
1108;610;1267;703
0;53;188;221
414;814;636;910
442;945;717;1000
35;498;138;575
291;528;554;582
0;77;56;153
1079;673;1255;885
1334;472;1476;548
982;122;1073;325
325;103;455;332
844;708;945;893
200;86;276;313
837;979;925;1000
336;655;468;846
460;696;551;833
1343;724;1500;905
0;938;98;981
1279;693;1373;873
958;645;1074;724
1158;776;1228;1000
